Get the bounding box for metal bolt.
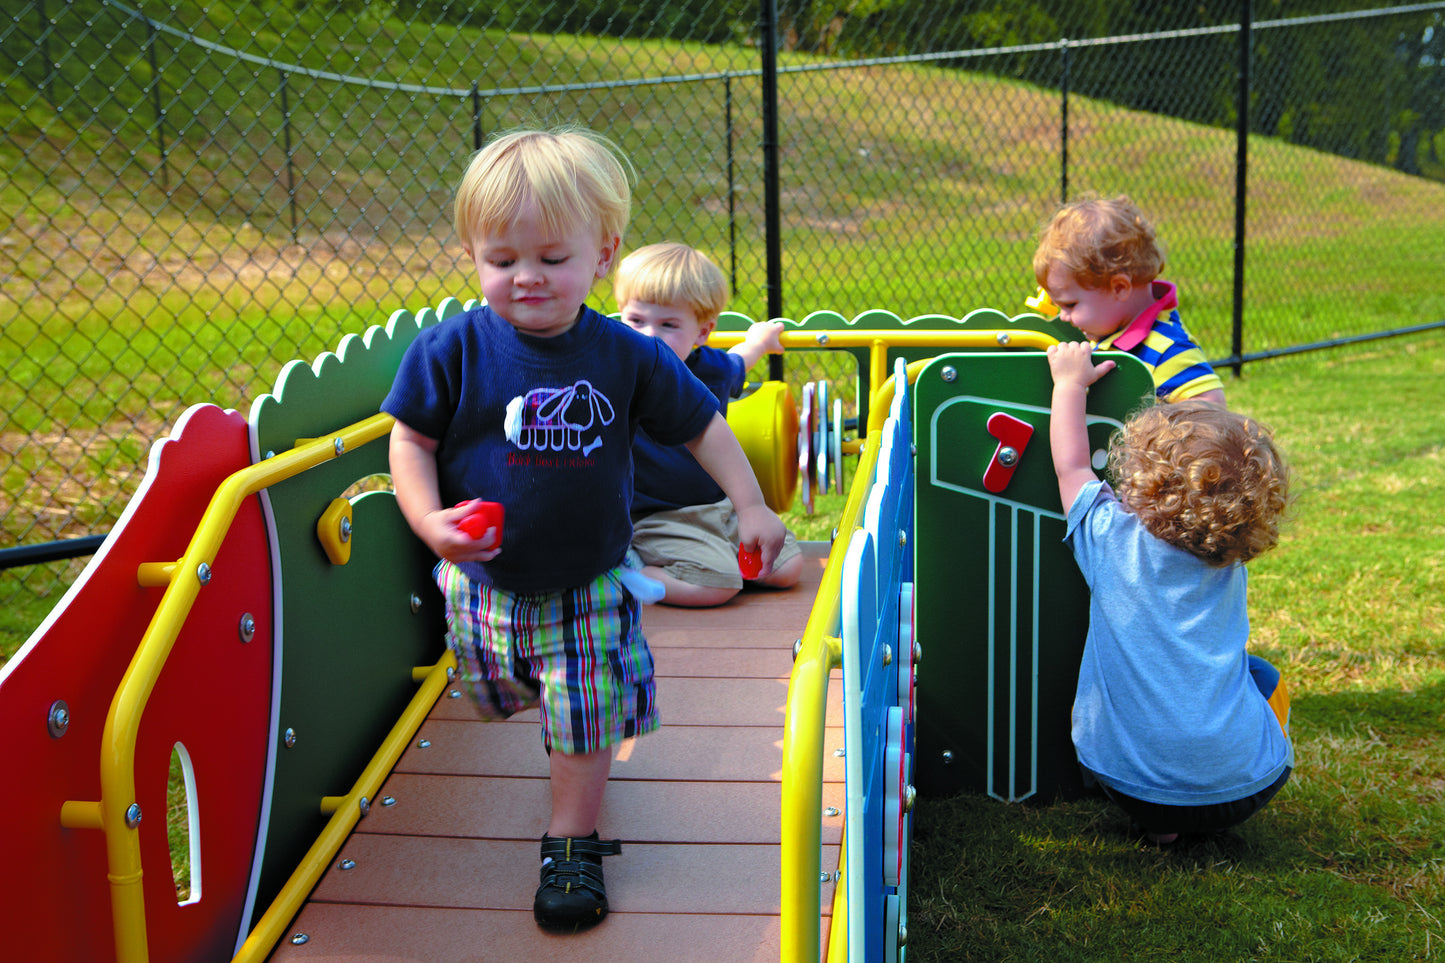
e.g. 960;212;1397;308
48;700;70;738
446;665;456;682
998;446;1019;467
882;644;893;667
410;592;422;614
833;747;846;757
381;796;397;807
897;529;907;549
196;562;212;585
449;689;461;699
904;785;917;814
823;806;840;817
417;739;431;748
290;933;309;945
333;437;345;456
238;613;256;643
941;749;954;765
284;728;297;748
819;872;831;882
814;333;831;346
358;796;370;817
339;516;352;543
940;365;957;382
125;803;143;828
339;858;356;870
898;922;909;947
996;332;1011;345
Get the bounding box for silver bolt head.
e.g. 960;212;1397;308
48;700;70;738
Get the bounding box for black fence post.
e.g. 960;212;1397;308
725;73;738;297
280;68;298;243
146;18;168;193
1231;0;1251;376
1060;38;1070;205
471;83;483;151
760;0;784;378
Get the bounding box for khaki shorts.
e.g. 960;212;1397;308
631;497;801;590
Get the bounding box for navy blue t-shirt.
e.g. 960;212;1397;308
631;344;746;516
382;304;718;592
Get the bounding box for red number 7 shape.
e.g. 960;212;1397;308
982;412;1034;493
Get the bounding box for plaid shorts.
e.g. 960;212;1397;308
436;560;659;755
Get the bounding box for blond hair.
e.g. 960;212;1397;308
1033;194;1166;290
452;126;634;256
613;242;730;326
1109;399;1290;566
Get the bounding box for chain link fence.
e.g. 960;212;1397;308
3;0;1443;613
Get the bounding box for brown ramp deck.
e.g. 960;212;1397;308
268;542;840;962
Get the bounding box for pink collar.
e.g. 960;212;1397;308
1106;280;1177;351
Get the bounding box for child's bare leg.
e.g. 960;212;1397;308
536;747;621;929
548;748;614;837
642;564;739;608
757;551;804;590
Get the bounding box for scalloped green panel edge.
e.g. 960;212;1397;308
244;298;464;915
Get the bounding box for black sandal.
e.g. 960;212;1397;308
533;832;622;929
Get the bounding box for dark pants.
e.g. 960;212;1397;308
1087;654;1292;835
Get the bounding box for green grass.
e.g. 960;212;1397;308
905;334;1445;962
4;2;1445;944
4;336;1443;942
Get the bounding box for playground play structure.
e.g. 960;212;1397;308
0;300;1152;962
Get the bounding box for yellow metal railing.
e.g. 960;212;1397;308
776;332;1060;962
232;650;456;963
708;327;1059;409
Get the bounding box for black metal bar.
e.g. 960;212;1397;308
1210;320;1445;369
38;0;52;108
725;73;738;298
147;18;168;193
0;535;107;572
1060;39;1070;205
471;83;483;151
1231;1;1251;377
280;68;298;242
759;0;784;379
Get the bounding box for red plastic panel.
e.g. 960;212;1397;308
0;404;273;962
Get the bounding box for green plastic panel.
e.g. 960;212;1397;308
245;301;461;914
911;349;1152;802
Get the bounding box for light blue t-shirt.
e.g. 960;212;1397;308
1064;480;1293;806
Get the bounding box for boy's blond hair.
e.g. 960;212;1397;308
453;125;634;255
613;242;730;327
1109;399;1290;566
1033;194;1166;290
